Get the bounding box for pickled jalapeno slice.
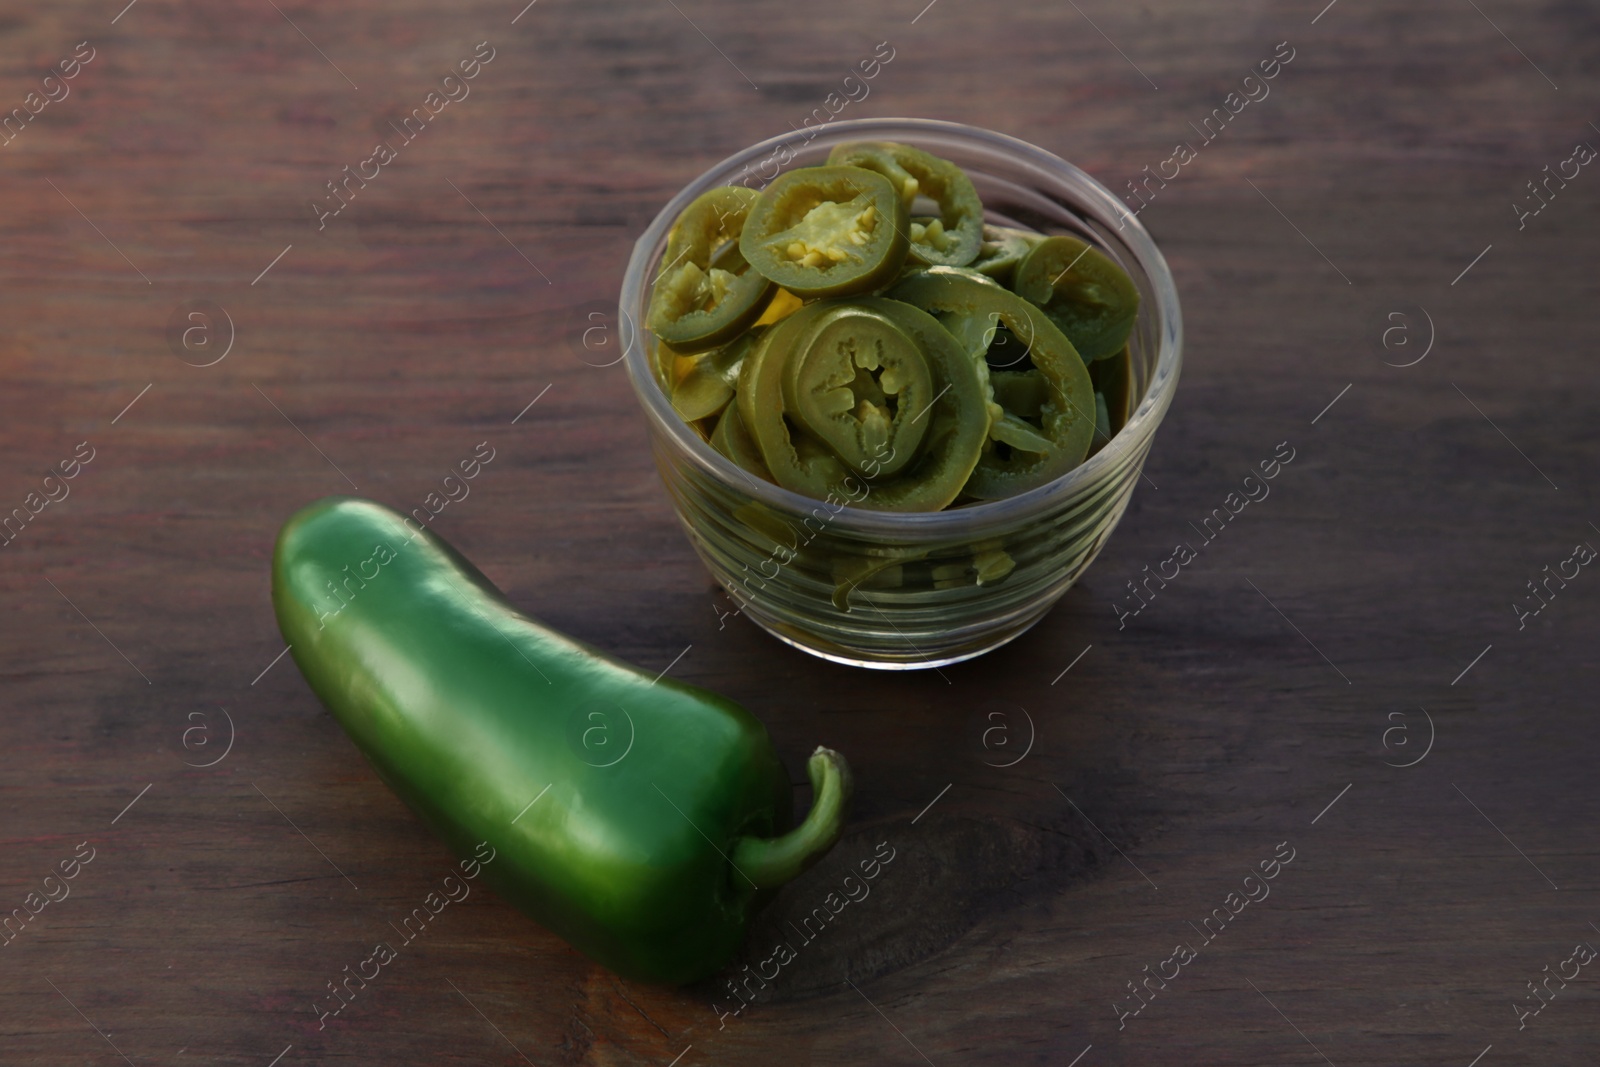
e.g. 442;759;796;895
828;141;985;268
888;267;1096;498
1090;343;1132;427
670;329;760;423
1012;235;1140;363
710;393;776;483
1087;391;1112;457
970;224;1044;284
739;166;911;298
648;186;778;353
737;297;988;511
649;140;1145;517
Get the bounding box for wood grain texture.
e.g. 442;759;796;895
3;1;1599;1064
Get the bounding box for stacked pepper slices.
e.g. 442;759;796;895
649;141;1140;512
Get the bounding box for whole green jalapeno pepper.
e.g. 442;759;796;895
272;497;852;986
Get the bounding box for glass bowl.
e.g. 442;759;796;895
619;117;1182;669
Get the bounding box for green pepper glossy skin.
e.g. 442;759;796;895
272;497;849;985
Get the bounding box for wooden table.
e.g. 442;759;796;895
4;1;1597;1063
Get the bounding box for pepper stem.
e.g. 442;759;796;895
732;746;853;889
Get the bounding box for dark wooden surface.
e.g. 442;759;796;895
4;1;1600;1064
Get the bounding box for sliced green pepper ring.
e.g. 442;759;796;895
1091;343;1133;428
971;224;1045;284
648;186;777;354
710;401;775;483
669;329;760;424
827;142;984;268
780;307;932;480
739;166;910;298
1087;390;1113;457
737;297;989;512
1012;234;1140;363
888;267;1096;499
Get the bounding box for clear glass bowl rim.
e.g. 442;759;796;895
619;116;1182;540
